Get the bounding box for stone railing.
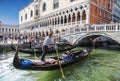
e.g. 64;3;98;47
58;23;120;37
53;23;120;44
20;20;86;31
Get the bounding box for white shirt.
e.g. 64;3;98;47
43;36;54;46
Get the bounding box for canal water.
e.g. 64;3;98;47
0;47;120;81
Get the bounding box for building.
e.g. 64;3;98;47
0;21;19;41
19;0;113;37
90;0;113;24
112;0;120;22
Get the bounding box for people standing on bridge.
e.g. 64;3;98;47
41;33;54;62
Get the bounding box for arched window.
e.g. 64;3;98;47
82;10;86;20
43;3;46;11
53;0;59;9
36;10;39;15
30;10;33;17
6;28;7;32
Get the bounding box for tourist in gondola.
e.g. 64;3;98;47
41;32;54;62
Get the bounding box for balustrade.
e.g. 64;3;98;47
59;23;120;37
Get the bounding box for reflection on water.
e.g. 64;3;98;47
0;47;120;81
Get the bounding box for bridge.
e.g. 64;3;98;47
56;23;120;45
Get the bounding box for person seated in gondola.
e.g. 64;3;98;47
60;51;73;62
81;49;88;56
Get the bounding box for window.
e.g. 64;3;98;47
21;16;23;21
9;28;11;32
30;10;33;17
53;0;59;9
2;28;4;32
25;13;27;20
6;28;7;32
70;0;75;2
99;9;101;16
108;0;111;9
35;10;39;15
43;3;46;11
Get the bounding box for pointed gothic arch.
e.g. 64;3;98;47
58;17;60;24
64;15;67;23
77;11;80;21
72;13;75;22
68;14;71;23
46;31;49;36
42;31;45;37
39;31;41;37
82;10;86;20
61;16;63;24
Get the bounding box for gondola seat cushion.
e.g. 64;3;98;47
20;59;32;68
64;55;73;62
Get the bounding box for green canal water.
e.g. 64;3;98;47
0;47;120;81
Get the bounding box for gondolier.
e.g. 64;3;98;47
41;33;54;62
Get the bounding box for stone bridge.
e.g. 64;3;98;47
57;23;120;44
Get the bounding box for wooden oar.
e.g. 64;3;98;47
32;41;38;60
55;45;65;79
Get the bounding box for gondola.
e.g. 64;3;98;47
11;44;77;54
34;42;71;49
13;47;92;71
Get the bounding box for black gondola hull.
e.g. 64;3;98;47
11;44;77;54
13;48;92;71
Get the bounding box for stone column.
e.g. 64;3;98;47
63;15;64;26
54;17;55;28
80;13;83;25
51;18;52;27
56;17;58;27
79;9;83;26
59;16;61;26
71;14;72;26
57;17;59;26
86;10;89;24
49;18;50;27
85;4;90;25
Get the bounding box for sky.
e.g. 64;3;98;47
0;0;32;25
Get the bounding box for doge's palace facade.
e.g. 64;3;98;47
19;0;113;37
